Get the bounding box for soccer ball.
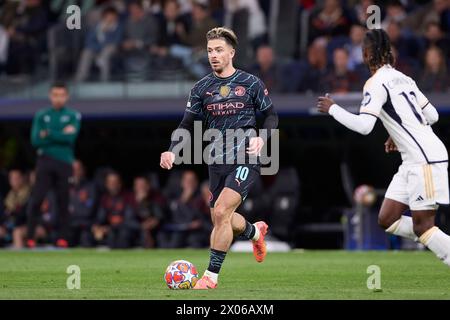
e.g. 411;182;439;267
164;260;198;289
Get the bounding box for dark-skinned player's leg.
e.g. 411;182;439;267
380;165;420;241
412;209;450;266
378;198;417;241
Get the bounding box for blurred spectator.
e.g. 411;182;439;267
281;37;328;93
147;0;164;14
0;0;20;28
321;47;361;93
419;46;449;93
178;1;218;48
249;45;280;92
354;0;375;26
133;176;165;248
391;45;418;79
419;21;450;58
308;0;354;43
0;170;31;248
169;0;218;78
345;24;365;71
92;171;136;248
177;0;194;15
154;0;188;53
381;0;408;30
161;170;208;248
68;160;96;247
75;6;123;82
4;0;49;75
224;0;268;49
120;0;159;77
406;0;450;34
151;0;189;71
385;20;419;61
48;0;95;23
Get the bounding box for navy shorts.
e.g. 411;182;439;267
208;164;260;208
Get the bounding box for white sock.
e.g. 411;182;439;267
420;227;450;267
204;270;218;282
251;224;260;241
385;216;418;242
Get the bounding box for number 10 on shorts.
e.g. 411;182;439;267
236;166;249;181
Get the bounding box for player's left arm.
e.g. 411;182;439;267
248;78;279;155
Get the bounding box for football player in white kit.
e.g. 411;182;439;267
317;28;450;267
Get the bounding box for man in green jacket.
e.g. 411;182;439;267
27;83;81;248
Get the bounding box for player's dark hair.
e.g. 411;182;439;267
363;28;395;70
50;82;68;91
206;27;238;49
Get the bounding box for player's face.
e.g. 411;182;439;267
49;87;69;109
207;39;235;74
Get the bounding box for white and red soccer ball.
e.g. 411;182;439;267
164;260;198;289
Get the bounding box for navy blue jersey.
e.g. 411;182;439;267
187;69;272;129
186;69;273;165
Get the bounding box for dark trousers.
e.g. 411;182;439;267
107;225;132;249
27;156;73;241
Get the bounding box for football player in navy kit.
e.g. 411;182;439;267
160;27;278;289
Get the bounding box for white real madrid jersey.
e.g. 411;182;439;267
359;65;448;165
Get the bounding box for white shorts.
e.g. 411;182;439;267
385;162;450;211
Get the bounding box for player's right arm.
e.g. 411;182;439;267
160;87;202;170
317;79;386;135
160;111;196;170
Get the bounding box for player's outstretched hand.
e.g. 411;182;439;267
247;137;264;156
384;137;398;153
160;151;175;170
317;93;335;114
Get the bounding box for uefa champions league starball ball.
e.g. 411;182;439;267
164;260;198;289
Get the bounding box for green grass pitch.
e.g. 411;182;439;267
0;249;449;300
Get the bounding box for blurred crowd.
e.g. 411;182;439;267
0;161;299;249
0;0;449;92
0;161;211;248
